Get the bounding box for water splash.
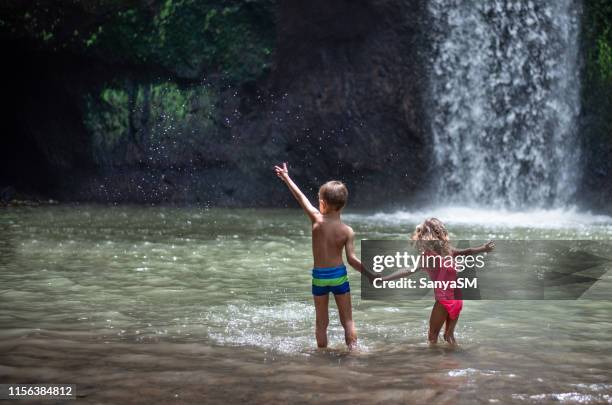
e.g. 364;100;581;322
428;0;582;208
346;205;612;230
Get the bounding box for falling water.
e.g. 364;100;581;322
428;0;582;208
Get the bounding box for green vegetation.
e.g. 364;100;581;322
91;0;275;82
595;30;612;82
84;82;216;165
582;0;612;144
1;0;276;82
584;0;612;84
579;0;612;193
84;88;130;157
0;1;276;166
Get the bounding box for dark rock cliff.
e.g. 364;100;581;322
1;0;430;208
228;0;430;208
1;0;610;212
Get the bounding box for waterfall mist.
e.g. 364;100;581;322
428;0;582;209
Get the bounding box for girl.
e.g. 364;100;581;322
382;218;494;345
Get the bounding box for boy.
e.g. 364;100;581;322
274;162;373;349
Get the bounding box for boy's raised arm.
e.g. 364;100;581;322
274;162;320;222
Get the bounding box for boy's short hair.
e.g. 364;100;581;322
319;181;348;210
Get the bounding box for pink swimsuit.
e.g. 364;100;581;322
424;251;463;319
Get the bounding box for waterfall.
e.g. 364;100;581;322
428;0;582;209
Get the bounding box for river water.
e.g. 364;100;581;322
1;205;612;403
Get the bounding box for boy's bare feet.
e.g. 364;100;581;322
334;293;357;350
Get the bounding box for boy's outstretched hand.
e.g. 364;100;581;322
366;270;381;285
274;162;290;182
273;162;319;221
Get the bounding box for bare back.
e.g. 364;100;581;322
311;215;350;268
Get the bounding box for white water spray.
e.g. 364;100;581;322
428;0;582;208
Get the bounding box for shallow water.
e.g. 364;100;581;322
1;206;612;404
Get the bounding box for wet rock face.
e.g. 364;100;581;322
2;1;430;208
2;1;612;211
229;0;431;208
1;39;94;196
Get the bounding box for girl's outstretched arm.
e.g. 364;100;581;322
381;268;420;282
453;241;495;256
274;162;320;222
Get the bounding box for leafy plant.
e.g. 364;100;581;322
84;81;216;165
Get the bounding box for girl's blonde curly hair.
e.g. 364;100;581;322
411;217;452;256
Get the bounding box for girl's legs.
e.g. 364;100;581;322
313;294;329;348
428;301;448;344
443;315;459;345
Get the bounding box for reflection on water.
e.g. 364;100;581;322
1;206;612;403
